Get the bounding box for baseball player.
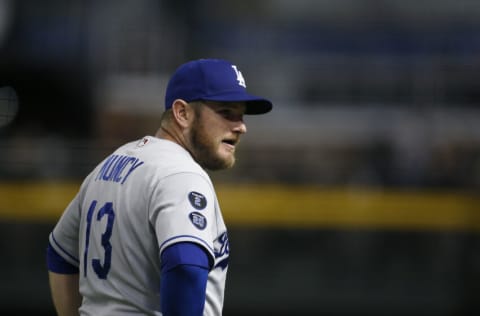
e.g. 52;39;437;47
46;59;273;316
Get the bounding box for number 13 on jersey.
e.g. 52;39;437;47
83;200;116;279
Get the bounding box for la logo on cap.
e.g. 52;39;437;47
231;65;246;88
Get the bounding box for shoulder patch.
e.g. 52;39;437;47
188;191;207;210
189;212;207;230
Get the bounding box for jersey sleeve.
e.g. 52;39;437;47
149;172;218;262
46;242;80;274
48;191;82;267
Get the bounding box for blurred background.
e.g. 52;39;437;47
1;0;480;315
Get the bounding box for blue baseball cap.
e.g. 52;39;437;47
165;59;273;115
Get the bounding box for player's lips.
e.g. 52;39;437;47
221;138;238;151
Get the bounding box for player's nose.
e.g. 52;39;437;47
233;120;247;134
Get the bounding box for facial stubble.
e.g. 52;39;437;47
189;111;236;171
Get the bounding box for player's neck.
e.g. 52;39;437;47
155;126;187;148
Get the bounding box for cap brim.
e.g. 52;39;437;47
244;99;273;115
202;93;273;115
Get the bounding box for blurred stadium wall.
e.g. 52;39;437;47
1;1;480;315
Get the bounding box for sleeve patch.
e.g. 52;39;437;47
189;212;207;230
188;191;207;210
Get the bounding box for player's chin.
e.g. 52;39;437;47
224;156;236;169
217;151;236;169
200;150;235;171
214;149;236;170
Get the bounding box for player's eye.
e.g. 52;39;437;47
218;109;241;121
218;109;231;116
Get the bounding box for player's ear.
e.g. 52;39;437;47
171;99;194;128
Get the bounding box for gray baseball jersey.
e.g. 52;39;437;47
49;136;229;315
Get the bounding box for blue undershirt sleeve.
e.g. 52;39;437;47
160;242;212;316
46;242;79;274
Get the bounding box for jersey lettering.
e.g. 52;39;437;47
84;200;116;279
95;154;144;184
